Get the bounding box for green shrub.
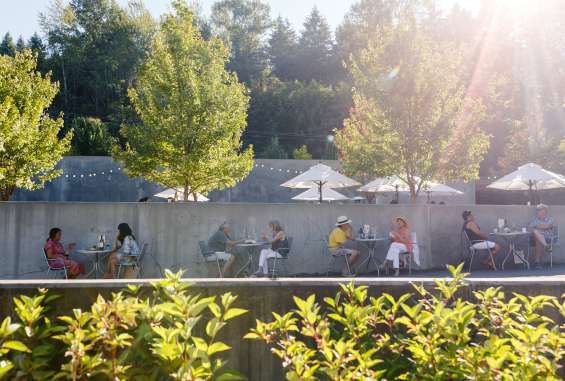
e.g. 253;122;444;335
246;264;565;380
0;271;246;381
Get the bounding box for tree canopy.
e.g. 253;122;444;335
335;8;489;199
114;0;253;201
0;50;71;200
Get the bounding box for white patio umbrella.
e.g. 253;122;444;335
359;176;462;203
487;163;565;191
153;188;209;202
292;187;350;202
281;163;360;202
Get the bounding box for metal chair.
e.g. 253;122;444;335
198;241;227;277
43;249;69;279
546;224;559;268
462;230;497;272
399;232;419;275
267;237;293;279
117;242;147;279
326;236;354;276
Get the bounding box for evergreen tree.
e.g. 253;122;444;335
268;17;298;81
295;7;335;83
15;36;26;52
211;0;271;84
0;33;16;56
260;137;288;159
27;33;48;71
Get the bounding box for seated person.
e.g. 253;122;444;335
255;220;288;276
462;210;501;269
328;216;360;276
384;217;412;276
44;228;85;278
208;222;239;276
104;223;140;278
529;204;555;269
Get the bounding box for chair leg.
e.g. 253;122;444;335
409;253;412;275
216;259;223;278
488;249;497;271
271;256;277;279
117;265;122;279
345;255;351;275
64;267;68;279
550;246;553;268
468;250;474;273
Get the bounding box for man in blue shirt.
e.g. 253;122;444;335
208;223;239;276
529;204;555;269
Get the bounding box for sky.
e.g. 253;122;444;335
1;0;478;40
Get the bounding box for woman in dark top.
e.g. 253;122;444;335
462;211;501;269
255;220;288;276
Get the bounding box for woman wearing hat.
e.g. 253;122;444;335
384;217;412;276
328;216;361;276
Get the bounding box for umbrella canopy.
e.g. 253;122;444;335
153;188;209;202
359;176;463;195
487;163;565;191
281;163;360;202
292;187;350;202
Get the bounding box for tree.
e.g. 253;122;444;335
260;137;287;159
0;33;16;56
0;50;71;201
211;0;271;84
334;12;489;201
114;1;253;202
68;117;113;155
292;145;312;160
268;17;298;81
15;36;26;52
27;33;48;71
295;7;335;83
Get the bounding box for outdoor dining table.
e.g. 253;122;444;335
356;237;388;276
490;231;531;270
76;248;112;279
234;241;269;277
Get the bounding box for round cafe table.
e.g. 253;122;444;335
234;242;268;278
77;248;112;279
490;231;530;270
356;237;388;276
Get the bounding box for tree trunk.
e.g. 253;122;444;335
183;183;189;202
0;185;15;201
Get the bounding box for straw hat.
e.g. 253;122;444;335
335;216;352;226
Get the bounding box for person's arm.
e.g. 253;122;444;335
272;231;284;243
345;226;354;240
467;222;488;241
45;246;56;259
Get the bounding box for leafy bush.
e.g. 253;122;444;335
246;264;565;380
0;271;246;381
292;145;312;160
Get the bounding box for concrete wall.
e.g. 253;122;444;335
1;202;563;279
1;277;565;380
10;157;475;204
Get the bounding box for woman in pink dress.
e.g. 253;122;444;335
44;228;85;278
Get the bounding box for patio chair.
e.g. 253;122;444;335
43;248;69;279
326;236;354;276
462;230;497;272
266;237;293;279
545;224;559;268
117;242;147;279
198;241;227;278
399;232;419;275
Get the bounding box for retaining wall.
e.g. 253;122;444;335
1;202;563;279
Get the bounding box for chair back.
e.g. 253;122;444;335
277;237;293;258
137;243;148;264
410;232;420;266
460;230;472;258
43;248;64;270
551;224;560;245
199;241;214;257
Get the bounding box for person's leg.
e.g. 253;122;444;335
222;255;235;276
532;230;547;265
257;249;268;273
262;250;281;275
104;253;117;278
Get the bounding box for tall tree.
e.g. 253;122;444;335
211;0;271;84
40;0;156;134
15;36;26;52
268;17;298;81
335;11;489;200
0;50;71;201
68;117;113;155
115;0;253;201
27;33;48;71
0;33;16;57
295;7;335;83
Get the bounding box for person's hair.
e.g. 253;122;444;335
47;227;61;242
395;217;408;228
269;220;283;233
462;210;472;221
117;223;135;244
219;222;229;231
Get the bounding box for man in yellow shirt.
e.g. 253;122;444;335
328;216;360;276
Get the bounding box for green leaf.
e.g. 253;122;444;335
2;340;31;353
224;308;247;321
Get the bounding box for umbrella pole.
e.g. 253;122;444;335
319;182;323;203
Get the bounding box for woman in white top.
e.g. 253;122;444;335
104;223;140;278
254;221;288;276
